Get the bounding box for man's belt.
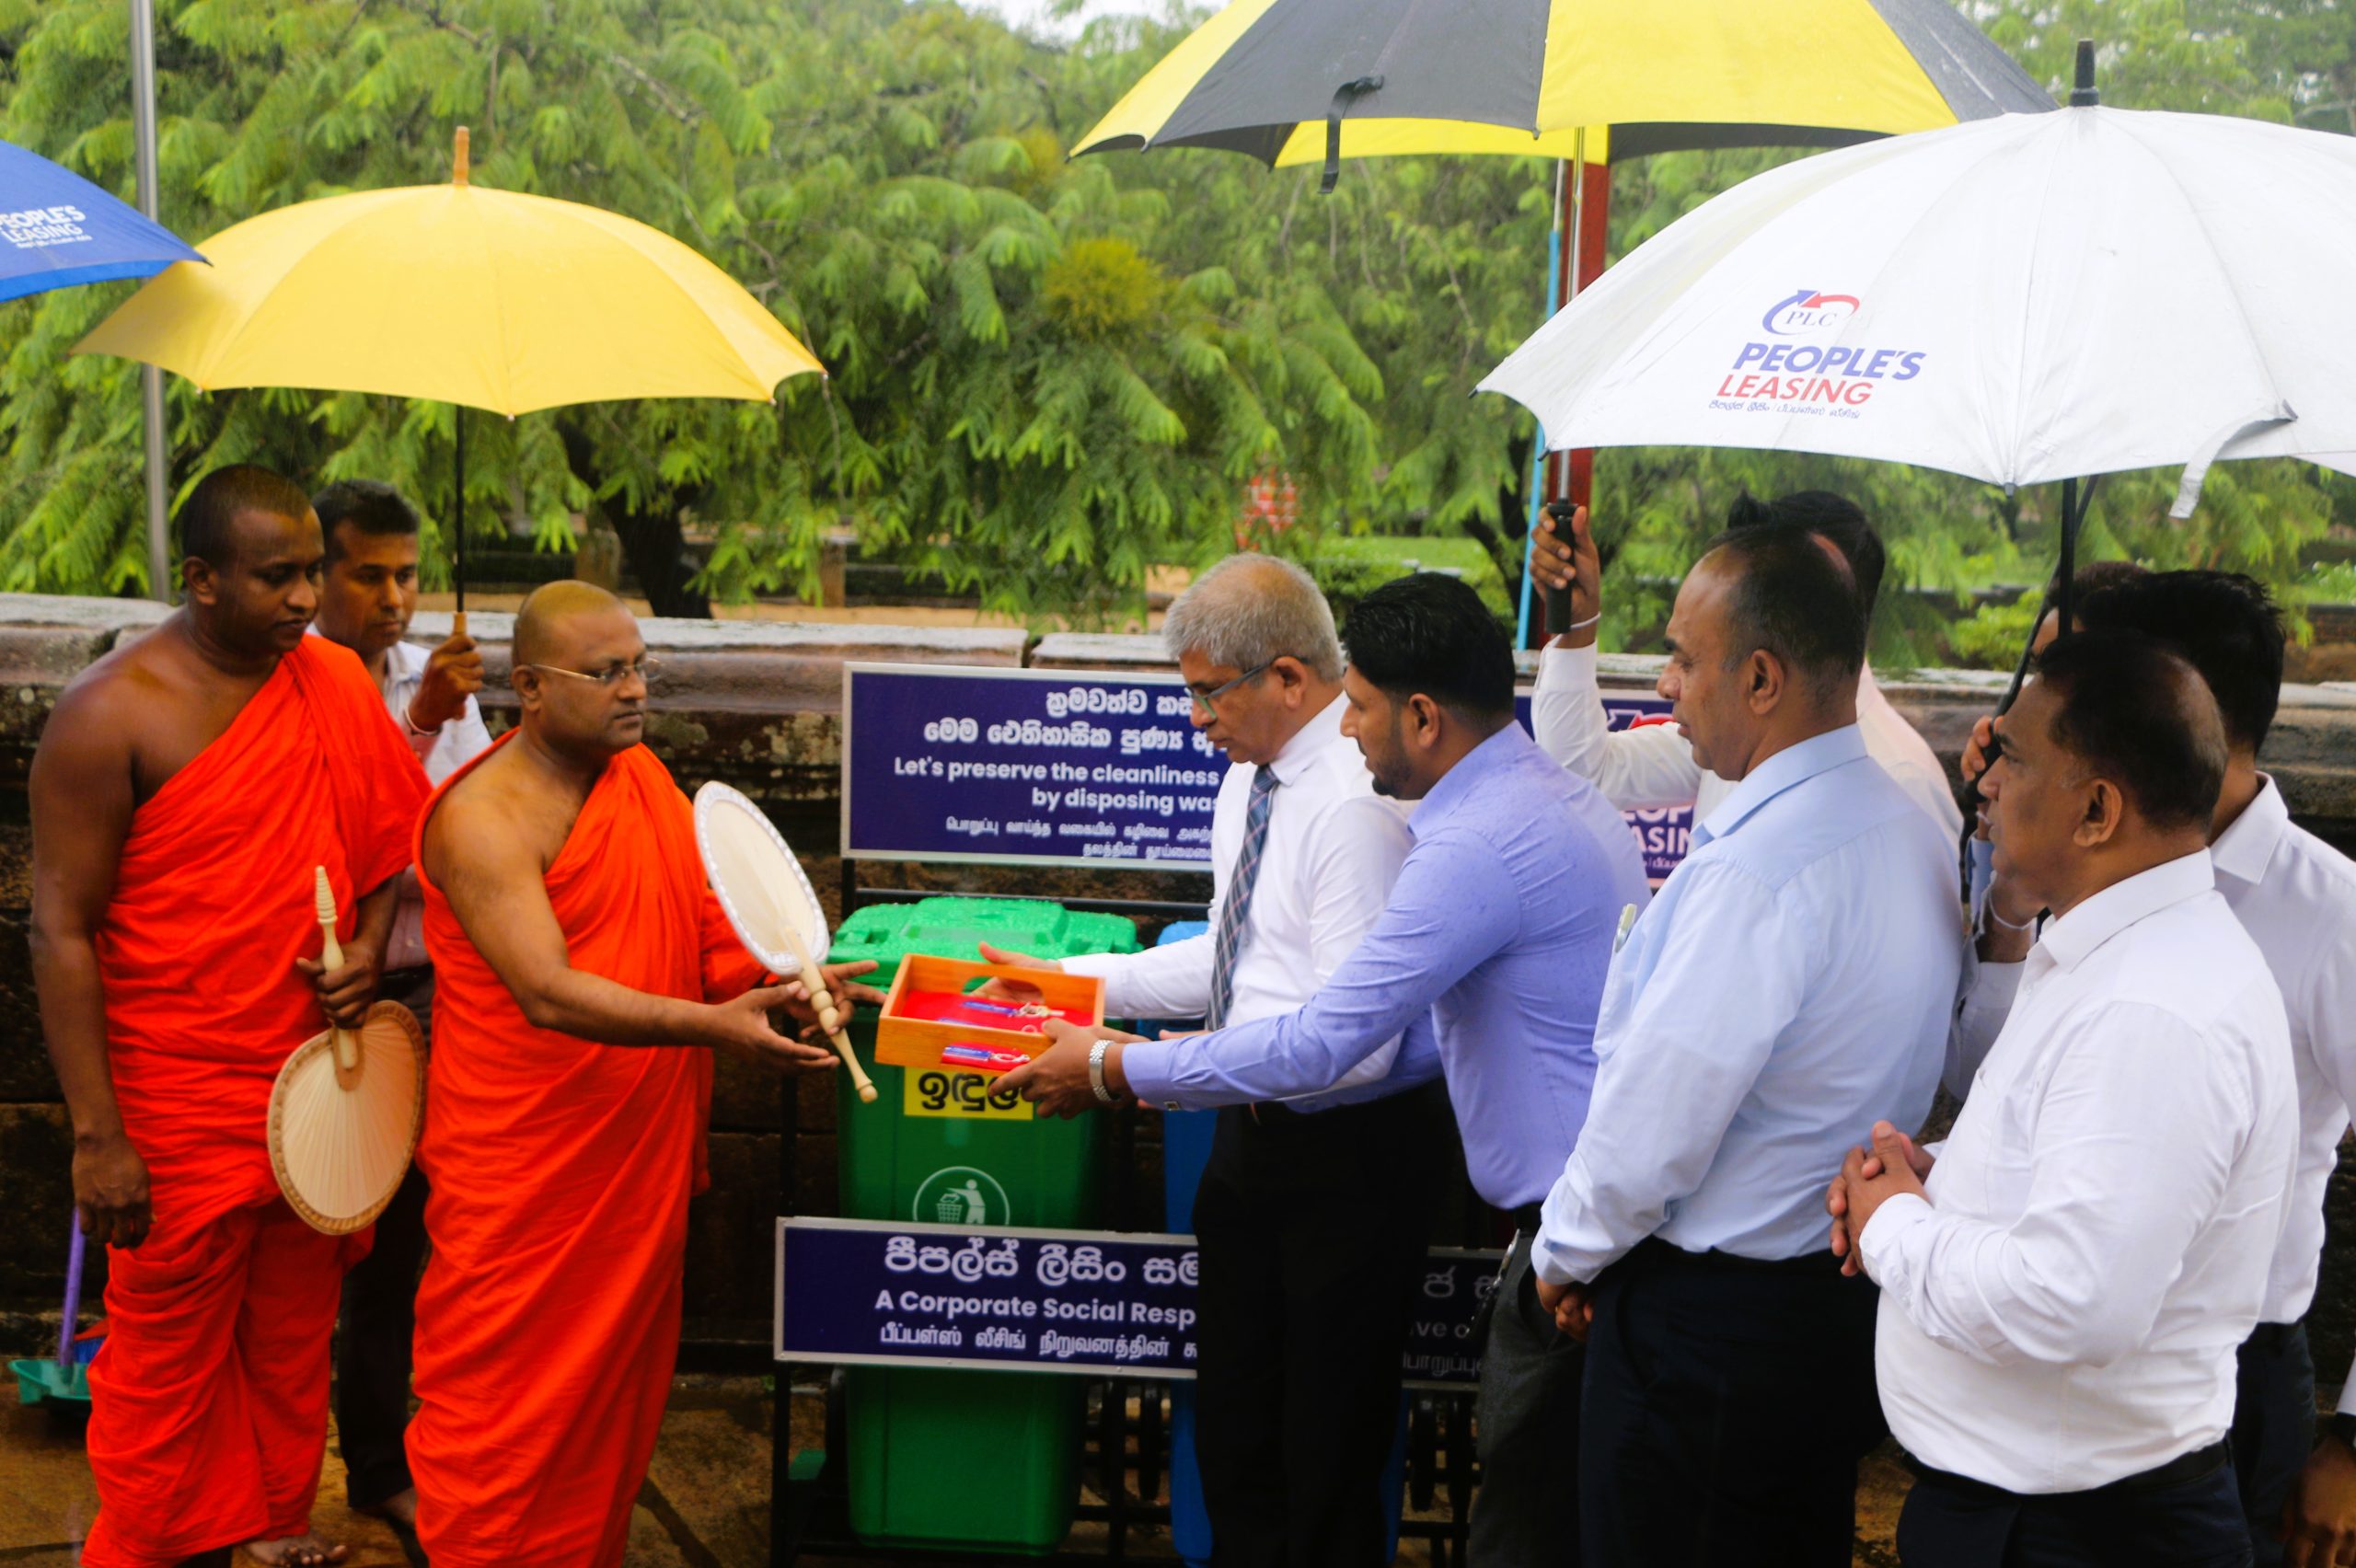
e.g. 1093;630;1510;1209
1907;1439;2230;1501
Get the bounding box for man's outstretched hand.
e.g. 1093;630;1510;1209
710;985;841;1074
776;960;884;1038
999;1018;1144;1118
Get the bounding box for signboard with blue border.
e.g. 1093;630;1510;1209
776;1217;1499;1388
843;663;1693;882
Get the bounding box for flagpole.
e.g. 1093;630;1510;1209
130;0;170;602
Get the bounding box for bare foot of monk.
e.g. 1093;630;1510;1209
243;1533;350;1567
357;1487;418;1528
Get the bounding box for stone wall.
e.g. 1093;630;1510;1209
5;595;2354;1379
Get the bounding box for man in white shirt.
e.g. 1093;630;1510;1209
1528;492;1964;845
1836;629;2296;1567
1947;573;2356;1566
984;555;1448;1567
307;478;491;1542
1529;526;1959;1566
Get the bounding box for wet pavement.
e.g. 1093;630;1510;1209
0;1375;1910;1564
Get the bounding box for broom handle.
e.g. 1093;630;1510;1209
777;925;877;1103
57;1219;84;1369
313;867;359;1075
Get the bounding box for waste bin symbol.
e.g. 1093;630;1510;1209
913;1166;1007;1228
940;1181;985;1224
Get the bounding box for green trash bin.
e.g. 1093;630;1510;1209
824;896;1139;1553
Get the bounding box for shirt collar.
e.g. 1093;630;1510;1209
2036;849;2215;974
1265;690;1346;787
1698;724;1868;842
2209;775;2288;890
1414;722;1529;825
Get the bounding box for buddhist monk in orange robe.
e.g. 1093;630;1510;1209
29;466;430;1568
408;581;874;1568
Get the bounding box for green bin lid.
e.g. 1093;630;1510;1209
827;895;1138;982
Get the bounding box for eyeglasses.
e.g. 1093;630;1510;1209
523;657;664;689
1187;662;1273;715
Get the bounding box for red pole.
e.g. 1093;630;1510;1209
1544;157;1612;517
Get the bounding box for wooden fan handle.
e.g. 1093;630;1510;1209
312;866;359;1077
779;930;877;1103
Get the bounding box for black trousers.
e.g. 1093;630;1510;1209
1467;1223;1586;1566
1897;1447;2250;1568
2232;1321;2316;1566
1580;1238;1884;1568
1191;1081;1450;1568
334;968;433;1510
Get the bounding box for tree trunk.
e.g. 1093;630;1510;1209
558;423;711;618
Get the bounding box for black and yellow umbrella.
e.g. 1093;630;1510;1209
1075;0;2049;186
1073;0;2050;640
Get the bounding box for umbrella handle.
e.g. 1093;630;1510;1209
312;867;360;1080
776;925;878;1104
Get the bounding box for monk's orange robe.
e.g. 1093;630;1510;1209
408;737;766;1568
82;636;429;1568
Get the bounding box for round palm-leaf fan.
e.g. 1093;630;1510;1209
693;781;877;1103
267;868;427;1234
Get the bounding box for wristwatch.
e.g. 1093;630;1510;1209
2328;1411;2356;1455
1087;1040;1121;1105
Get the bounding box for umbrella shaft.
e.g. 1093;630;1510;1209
454;406;467;616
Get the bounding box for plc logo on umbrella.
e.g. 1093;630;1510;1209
1762;289;1861;335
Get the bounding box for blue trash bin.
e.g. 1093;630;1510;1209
1145;922;1409;1565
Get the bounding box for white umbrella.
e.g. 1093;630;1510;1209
1476;52;2356;523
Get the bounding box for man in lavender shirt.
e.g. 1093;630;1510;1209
1005;572;1649;1561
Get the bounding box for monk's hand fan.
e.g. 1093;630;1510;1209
268;867;427;1234
692;781;878;1103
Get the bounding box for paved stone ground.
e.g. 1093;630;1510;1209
2;1374;1911;1565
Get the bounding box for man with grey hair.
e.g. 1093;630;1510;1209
986;553;1449;1566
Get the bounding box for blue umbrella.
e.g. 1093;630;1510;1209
1;138;203;304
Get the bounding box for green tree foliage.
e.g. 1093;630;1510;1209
2;0;2351;649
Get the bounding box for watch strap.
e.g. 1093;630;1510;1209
1088;1040;1119;1105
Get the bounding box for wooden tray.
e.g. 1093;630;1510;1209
875;954;1105;1070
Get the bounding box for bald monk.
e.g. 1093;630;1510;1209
29;466;431;1568
408;582;874;1567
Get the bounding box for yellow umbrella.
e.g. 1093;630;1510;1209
76;128;822;610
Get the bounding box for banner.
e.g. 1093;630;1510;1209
844;664;1692;882
776;1217;1501;1387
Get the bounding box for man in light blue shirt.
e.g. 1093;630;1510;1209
1530;525;1960;1567
1005;572;1649;1562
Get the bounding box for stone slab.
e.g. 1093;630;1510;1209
1030;632;1172;671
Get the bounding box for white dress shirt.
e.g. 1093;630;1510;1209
1532;724;1958;1283
1062;694;1414;1101
375;637;493;969
1949;778;2356;1404
1867;852;2297;1494
1532;642;1965;845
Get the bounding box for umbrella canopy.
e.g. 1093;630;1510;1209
72;133;819;417
1476;99;2356;515
1074;0;2050;171
1;138;204;304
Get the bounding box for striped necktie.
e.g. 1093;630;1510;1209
1206;766;1279;1031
